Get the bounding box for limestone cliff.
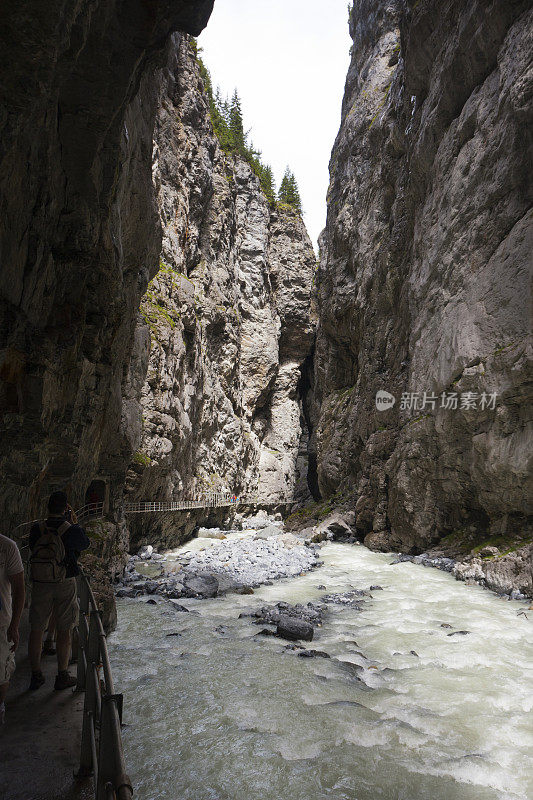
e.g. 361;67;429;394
124;38;316;546
0;1;214;540
314;0;532;567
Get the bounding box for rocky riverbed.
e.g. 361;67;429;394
116;515;321;601
110;534;533;800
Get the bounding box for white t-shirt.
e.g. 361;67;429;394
0;534;24;628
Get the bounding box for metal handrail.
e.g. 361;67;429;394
75;569;132;800
123;493;240;513
14;502;106;543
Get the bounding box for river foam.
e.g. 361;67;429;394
109;537;533;800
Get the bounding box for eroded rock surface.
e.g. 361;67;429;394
0;1;214;531
125;37;316;546
313;0;533;566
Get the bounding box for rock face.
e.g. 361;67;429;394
314;0;533;556
125;37;316;545
0;1;214;536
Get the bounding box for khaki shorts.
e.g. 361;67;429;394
29;577;78;632
0;627;16;684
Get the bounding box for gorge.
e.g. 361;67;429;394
0;0;532;798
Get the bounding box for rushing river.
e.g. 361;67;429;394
109;533;533;800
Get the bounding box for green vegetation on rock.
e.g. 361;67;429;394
133;450;151;467
194;44;276;203
278;167;303;214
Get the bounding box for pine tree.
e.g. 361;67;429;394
194;52;289;207
278;167;302;214
259;164;276;203
228;90;246;155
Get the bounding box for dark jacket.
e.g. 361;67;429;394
29;516;90;578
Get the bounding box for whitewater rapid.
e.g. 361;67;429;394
109;534;533;800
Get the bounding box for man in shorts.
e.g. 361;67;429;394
0;533;25;723
28;491;90;691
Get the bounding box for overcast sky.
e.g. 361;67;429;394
198;0;351;250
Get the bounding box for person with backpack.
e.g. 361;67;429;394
27;491;90;691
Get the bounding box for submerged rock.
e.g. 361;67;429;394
297;649;330;659
276;616;314;642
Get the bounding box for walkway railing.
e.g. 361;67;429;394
75;568;132;800
123;493;239;513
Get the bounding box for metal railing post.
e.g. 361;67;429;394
77;610;100;778
97;695;132;800
76;577;90;691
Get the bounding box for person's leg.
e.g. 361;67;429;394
28;583;53;688
56;628;71;672
43;610;56;655
53;578;78;689
28;629;44;671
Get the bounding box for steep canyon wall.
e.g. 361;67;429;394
125;38;317;547
0;0;214;540
314;0;533;558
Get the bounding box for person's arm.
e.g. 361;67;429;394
63;524;91;553
7;571;25;652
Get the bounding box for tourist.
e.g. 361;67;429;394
0;533;25;724
27;491;90;691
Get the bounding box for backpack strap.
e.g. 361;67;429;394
57;521;71;537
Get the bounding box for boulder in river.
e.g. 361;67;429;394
313;512;357;542
276;615;314;642
183;574;219;598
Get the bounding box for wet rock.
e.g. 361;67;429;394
166;632;182;637
145;598;158;605
138;545;154;560
322;589;368;609
276;615;314;642
168;602;190;613
213;625;229;635
166;585;185;599
317;584;327;590
448;630;471;636
298;649;330;659
440;623;453;628
183;574;219;598
115;587;142;598
410;650;419;657
254;602;323;627
370;585;383;591
314;512;356;542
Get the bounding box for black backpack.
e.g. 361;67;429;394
29;521;70;583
